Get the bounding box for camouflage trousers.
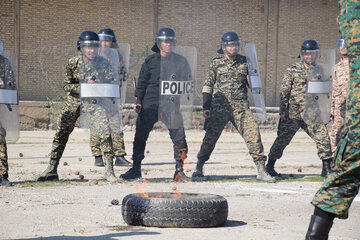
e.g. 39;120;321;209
84;103;115;160
197;104;266;163
0;141;8;178
268;118;332;161
330;114;345;153
50;96;80;162
311;0;360;219
90;131;126;157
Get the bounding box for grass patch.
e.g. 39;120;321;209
235;193;251;197
231;165;255;169
90;169;98;173
192;176;324;183
278;176;324;182
19;181;68;187
39;161;48;164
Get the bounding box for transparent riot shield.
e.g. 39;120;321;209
0;50;19;142
302;49;335;124
117;43;130;104
245;43;266;121
159;46;197;129
79;51;122;137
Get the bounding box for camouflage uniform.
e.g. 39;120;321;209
330;59;349;153
198;54;267;164
48;56;82;164
268;61;332;163
311;0;360;219
0;54;15;180
80;56;116;162
38;54;115;180
89;50;127;158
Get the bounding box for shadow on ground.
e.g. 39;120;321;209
16;231;160;240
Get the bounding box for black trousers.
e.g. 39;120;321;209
132;107;188;167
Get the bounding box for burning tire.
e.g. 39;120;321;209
122;192;228;228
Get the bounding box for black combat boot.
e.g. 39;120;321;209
94;155;104;167
305;215;333;240
37;160;59;181
0;174;13;186
265;157;278;177
114;155;131;167
174;160;189;182
320;159;332;177
120;168;142;180
191;160;205;178
119;158;142;180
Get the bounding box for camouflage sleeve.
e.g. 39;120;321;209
279;67;293;116
331;68;339;116
202;59;216;94
135;61;150;103
63;59;79;97
119;59;127;82
4;58;16;90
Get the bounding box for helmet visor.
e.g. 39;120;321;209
80;40;100;49
300;49;320;65
156;36;177;52
98;33;115;42
221;40;241;56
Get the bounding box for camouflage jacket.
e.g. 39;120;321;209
64;55;113;100
279;61;311;119
202;54;249;108
331;59;349;118
117;50;127;82
0;55;16;90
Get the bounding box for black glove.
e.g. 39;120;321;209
202;93;212;111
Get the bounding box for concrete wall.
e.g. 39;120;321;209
1;0;340;107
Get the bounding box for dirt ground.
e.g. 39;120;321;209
0;129;359;240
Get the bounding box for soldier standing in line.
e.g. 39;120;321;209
305;1;360;239
120;27;193;182
266;39;333;178
192;32;275;182
90;28;131;167
0;39;17;186
37;31;117;182
330;37;349;154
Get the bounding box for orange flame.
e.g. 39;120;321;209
138;179;149;198
172;185;181;198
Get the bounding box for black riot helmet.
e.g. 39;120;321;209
218;32;241;56
152;27;177;53
77;30;100;51
98;28;118;48
300;39;320;65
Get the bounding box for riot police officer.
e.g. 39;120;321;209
192;32;275;182
0;39;17;186
120;27;190;182
90;28;130;167
305;2;360;238
330;38;349;154
37;31;118;182
266;39;333;177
